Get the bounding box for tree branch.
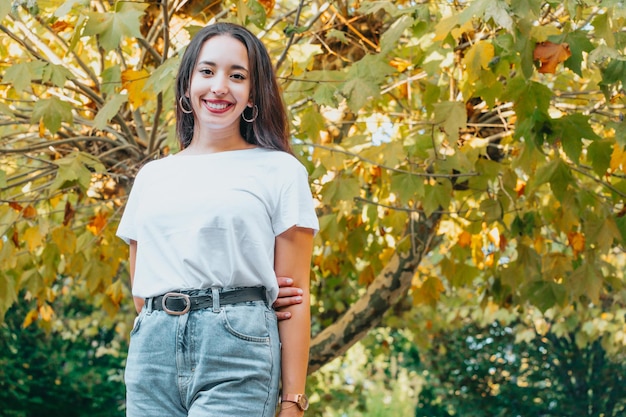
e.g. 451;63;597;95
308;210;441;373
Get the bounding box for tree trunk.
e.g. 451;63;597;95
308;211;441;373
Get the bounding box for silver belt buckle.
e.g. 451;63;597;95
161;292;191;315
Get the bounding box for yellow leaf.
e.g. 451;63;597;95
434;15;459;41
567;231;585;257
358;265;376;286
463;41;495;83
39;303;54;321
121;69;151;108
105;279;125;306
412;276;445;307
378;247;395;264
451;20;475;41
87;212;108;235
23;226;44;251
22;309;39;328
457;230;472;248
51;226;77;254
610;143;626;172
39;119;46;137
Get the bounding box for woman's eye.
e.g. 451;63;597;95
199;68;213;75
232;73;246;80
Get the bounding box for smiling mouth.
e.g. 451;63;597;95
205;101;232;111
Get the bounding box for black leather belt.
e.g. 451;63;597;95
148;287;266;315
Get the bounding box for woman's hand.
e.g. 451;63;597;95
274;276;303;321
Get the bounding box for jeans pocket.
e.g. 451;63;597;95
221;303;271;343
129;309;146;336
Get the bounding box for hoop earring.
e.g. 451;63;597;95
179;96;193;114
242;105;258;123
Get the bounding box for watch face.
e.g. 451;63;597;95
298;394;309;411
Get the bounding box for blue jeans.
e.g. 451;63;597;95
125;291;280;417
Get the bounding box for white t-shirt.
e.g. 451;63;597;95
116;147;319;303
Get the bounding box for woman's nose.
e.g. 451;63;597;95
210;74;228;95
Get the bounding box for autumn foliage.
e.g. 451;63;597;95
0;0;625;386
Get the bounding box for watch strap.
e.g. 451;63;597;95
281;393;308;411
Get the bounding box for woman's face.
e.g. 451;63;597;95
187;35;252;134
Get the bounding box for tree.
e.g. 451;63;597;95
1;0;625;376
416;319;626;417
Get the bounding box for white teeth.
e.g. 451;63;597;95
206;102;229;110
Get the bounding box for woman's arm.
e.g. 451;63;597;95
274;226;314;416
129;239;144;314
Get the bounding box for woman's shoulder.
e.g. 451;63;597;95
134;155;177;179
255;148;307;170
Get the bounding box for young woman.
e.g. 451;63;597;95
117;22;318;417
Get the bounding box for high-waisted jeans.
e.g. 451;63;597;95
125;292;280;417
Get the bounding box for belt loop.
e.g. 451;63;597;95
145;297;153;313
212;288;220;313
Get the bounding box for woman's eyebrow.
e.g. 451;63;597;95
196;60;249;72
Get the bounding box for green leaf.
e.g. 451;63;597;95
563;30;595;76
441;257;480;287
0;273;18;321
458;0;490;23
101;65;121;96
84;3;147;51
68;14;87;53
51;151;105;192
504;78;552;122
93;93;127;131
585;216;622;254
531;159;574;200
326;29;349;44
602;58;626;87
615;215;626;244
42;63;73;87
591;13;615;48
380;15;414;53
423;180;452;216
0;1;10;20
312;81;339;107
300;106;326;142
610;120;626;148
320;174;360;205
523;280;566;313
432;101;466;142
569;263;602;304
358;1;399;16
237;0;266;28
318;214;340;243
586;140;612;176
31;97;73;133
552;114;600;162
3;61;46;93
144;56;179;95
343;54;393;111
54;0;88;17
0;101;15;118
390;172;425;203
480;198;503;222
510;0;543;17
484;0;513;31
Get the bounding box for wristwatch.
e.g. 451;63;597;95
282;393;309;411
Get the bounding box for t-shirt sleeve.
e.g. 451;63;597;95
272;162;319;236
116;170;145;244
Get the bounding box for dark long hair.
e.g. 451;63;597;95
175;22;291;153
